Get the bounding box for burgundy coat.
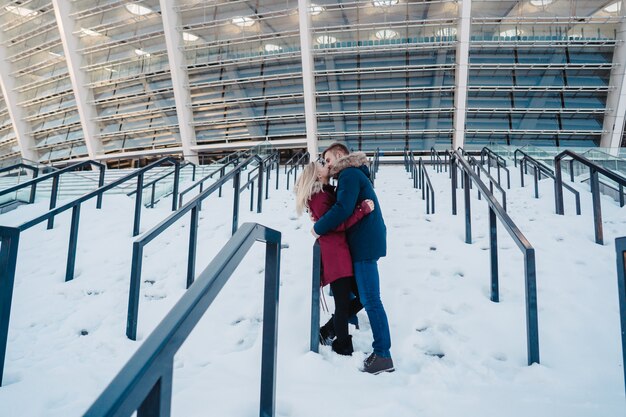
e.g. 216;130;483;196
308;185;372;286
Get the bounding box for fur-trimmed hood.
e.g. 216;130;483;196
329;152;369;177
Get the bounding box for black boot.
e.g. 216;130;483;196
319;317;336;346
332;336;354;356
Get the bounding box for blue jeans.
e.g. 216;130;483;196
354;260;391;358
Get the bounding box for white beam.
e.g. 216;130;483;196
0;34;38;161
159;0;199;164
453;0;472;150
51;0;103;159
298;0;319;157
600;0;626;150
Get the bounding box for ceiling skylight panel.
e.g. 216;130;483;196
5;5;38;17
231;16;256;27
125;3;154;16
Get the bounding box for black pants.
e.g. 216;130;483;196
330;276;363;342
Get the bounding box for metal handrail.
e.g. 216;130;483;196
126;155;270;340
370;148;381;183
284;150;305;174
519;154;581;215
178;158;240;208
407;152;435;214
177;150;251;208
0;160;106;224
481;146;507;168
241;152;280;213
0;162;38;178
554;150;626;245
127;161;194;196
0;163;40;204
480;146;511;189
465;153;507;212
451;149;539;365
616;236;626;396
84;223;281;417
310;241;321;353
0;157;180;386
286;152;309;190
430;147;444;173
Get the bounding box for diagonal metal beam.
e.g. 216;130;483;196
51;0;103;159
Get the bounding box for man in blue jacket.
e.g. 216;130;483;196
312;142;394;374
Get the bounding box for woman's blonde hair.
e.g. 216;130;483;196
295;162;323;216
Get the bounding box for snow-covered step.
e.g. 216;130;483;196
0;164;624;417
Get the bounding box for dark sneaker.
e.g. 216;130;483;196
319;319;336;346
361;353;395;375
331;336;354;356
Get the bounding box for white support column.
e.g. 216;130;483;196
0;36;38;161
600;0;626;151
453;0;471;150
51;0;102;159
159;0;199;164
298;0;319;157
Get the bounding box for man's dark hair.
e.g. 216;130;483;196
321;142;350;159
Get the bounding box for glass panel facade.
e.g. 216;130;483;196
0;0;623;162
0;0;87;163
0;89;20;166
468;0;619;147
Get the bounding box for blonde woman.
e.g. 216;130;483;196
295;161;374;355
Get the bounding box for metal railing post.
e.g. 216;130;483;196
133;174;144;237
127;242;144;340
451;157;457;215
47;175;60;229
489;207;499;302
219;167;225;197
524;248;540;365
138;364;173;417
250;180;255;212
186;206;199;289
554;157;565;215
232;171;241;235
615;237;626;396
29;170;38;204
65;204;81;282
257;161;264;213
96;167;105;209
259;234;281;417
150;184;156;208
533;166;539;199
310;242;321;353
464;170;472;244
590;168;604;245
0;227;20;386
171;162;180;211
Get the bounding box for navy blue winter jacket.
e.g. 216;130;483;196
313;152;387;261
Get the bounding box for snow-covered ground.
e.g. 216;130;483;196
0;161;625;416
